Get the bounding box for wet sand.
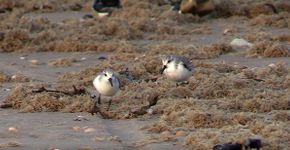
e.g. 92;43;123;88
0;110;182;150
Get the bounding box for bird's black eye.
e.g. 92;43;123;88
167;60;172;63
104;73;107;76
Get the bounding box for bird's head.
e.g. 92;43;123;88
102;69;115;87
160;56;174;74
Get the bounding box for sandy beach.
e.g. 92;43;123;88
0;0;290;149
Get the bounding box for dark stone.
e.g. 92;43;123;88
213;143;243;150
245;139;262;150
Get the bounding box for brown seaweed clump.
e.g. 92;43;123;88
273;34;290;42
0;29;30;52
275;0;290;13
215;1;279;18
3;84;93;113
10;73;30;82
201;43;234;58
247;41;289;58
263;43;289;57
48;58;77;67
250;12;290;28
244;2;277;18
0;72;30;83
0;72;9;82
163;110;233;129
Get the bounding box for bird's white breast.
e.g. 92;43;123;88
164;63;193;82
93;76;119;96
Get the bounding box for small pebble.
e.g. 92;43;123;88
11;75;17;80
29;59;42;65
3;88;11;91
94;136;106;142
8;127;18;133
19;57;26;60
223;28;232;35
72;126;81;131
73;116;89;121
98;56;107;60
268;63;276;68
147;108;153;115
107;136;121;142
230;38;253;48
84;128;96;133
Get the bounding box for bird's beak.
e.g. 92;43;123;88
108;78;113;87
160;65;166;74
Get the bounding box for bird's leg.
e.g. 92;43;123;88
90;95;100;115
97;95;101;104
90;98;97;115
107;98;112;111
90;101;97;115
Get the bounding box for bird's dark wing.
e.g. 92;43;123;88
172;55;194;71
115;75;121;88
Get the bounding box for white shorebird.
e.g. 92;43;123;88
160;55;194;84
91;69;120;113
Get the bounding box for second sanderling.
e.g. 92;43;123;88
160;55;194;84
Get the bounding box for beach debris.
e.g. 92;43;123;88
245;138;262;150
223;28;234;35
0;141;21;148
11;73;30;82
94;136;106;142
29;59;43;65
0;72;9;82
73;115;89;121
98;56;107;60
147;108;153;115
84;128;96;133
247;41;289;58
19;56;26;60
32;85;87;96
0;103;12;108
72;126;81;132
81;57;87;61
47;147;60;150
3;88;11;91
91;91;159;119
180;0;215;16
107;136;121;142
230;38;253;49
213;143;243;150
48;58;77;67
129;92;159;116
8;127;18;133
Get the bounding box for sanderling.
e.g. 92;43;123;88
91;69;120;113
160;55;194;84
